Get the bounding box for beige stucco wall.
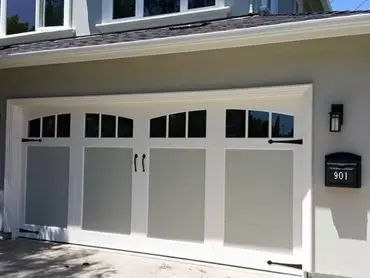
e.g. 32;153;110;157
1;34;370;278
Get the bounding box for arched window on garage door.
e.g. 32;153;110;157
28;113;71;138
150;110;207;138
225;110;294;139
84;113;134;138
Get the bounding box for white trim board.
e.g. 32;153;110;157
9;84;311;107
0;13;370;69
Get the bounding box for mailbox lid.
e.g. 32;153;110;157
325;152;361;163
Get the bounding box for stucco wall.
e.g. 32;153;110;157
1;34;370;278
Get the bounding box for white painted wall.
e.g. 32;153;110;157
1;34;370;278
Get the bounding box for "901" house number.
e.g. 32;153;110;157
333;171;348;181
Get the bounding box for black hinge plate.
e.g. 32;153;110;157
267;260;302;270
19;228;39;235
268;139;303;145
22;138;42;143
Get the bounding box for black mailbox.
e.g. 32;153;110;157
325;152;361;188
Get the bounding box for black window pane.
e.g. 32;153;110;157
28;118;41;138
113;0;135;19
42;115;56;137
45;0;64;27
248;110;269;138
101;115;116;138
188;110;206;138
85;113;100;138
150;116;167;138
57;114;71;138
272;113;294;138
144;0;179;16
188;0;215;9
226;110;246;138
118;117;133;138
169;112;186;138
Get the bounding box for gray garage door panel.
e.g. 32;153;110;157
225;149;293;254
148;148;206;242
82;147;132;234
25;146;70;227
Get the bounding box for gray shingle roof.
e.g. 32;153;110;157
0;11;369;56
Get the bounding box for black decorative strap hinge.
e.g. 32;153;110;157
267;260;302;270
19;228;39;235
268;139;303;145
22;138;42;143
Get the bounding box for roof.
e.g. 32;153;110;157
0;10;369;56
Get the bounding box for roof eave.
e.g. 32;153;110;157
1;13;370;69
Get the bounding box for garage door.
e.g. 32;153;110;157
16;89;310;276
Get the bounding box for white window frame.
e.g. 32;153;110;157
99;0;229;33
0;0;73;44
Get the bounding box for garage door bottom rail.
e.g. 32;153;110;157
267;260;303;270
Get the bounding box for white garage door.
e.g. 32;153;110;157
14;87;311;276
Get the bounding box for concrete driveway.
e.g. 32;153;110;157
0;239;293;278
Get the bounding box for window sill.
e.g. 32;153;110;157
0;28;75;47
96;6;230;33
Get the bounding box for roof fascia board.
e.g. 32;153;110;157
1;13;369;69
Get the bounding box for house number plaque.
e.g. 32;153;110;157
325;152;361;188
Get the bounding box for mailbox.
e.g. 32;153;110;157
325;152;361;188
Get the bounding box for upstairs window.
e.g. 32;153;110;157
107;0;216;21
1;0;71;36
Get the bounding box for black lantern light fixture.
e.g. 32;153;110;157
329;104;343;132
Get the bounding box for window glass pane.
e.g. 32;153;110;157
272;113;294;138
118;117;133;138
188;110;206;138
169;112;186;138
28;118;41;138
7;0;36;35
188;0;215;9
150;116;166;138
101;115;116;138
44;0;64;27
248;110;269;138
42;115;56;137
144;0;180;17
57;114;70;138
226;110;246;138
85;113;100;138
113;0;135;19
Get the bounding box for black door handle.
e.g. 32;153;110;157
134;154;138;172
142;154;146;172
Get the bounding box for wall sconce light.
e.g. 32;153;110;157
329;104;343;132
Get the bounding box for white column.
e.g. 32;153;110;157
204;107;225;246
0;0;7;36
64;0;72;27
3;103;23;238
136;0;144;18
180;0;188;13
35;0;43;30
67;111;84;228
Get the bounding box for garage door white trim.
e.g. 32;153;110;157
4;84;313;274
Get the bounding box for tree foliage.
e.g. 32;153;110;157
6;15;34;35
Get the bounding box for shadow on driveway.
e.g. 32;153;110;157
0;239;116;278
